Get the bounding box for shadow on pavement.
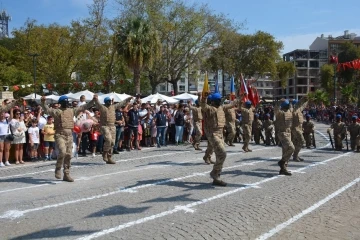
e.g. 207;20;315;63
142;193;197;203
0;177;56;185
86;205;150;218
9;227;97;240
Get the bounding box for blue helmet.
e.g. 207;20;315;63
58;95;68;103
280;100;290;108
265;113;270;117
195;100;199;105
336;114;342;119
245;100;252;106
292;100;298;105
352;115;358;120
207;94;213;101
255;113;259;117
104;97;111;103
212;93;222;100
306;114;311;118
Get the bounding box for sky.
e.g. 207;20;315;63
1;0;360;54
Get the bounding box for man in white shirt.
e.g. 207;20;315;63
78;95;86;107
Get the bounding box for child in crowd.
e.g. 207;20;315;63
28;119;40;161
42;116;55;161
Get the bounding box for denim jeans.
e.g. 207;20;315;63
97;135;104;153
128;126;138;149
175;125;184;143
114;127;123;150
156;126;166;146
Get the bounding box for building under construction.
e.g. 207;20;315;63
0;9;11;39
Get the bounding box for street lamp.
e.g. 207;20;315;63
28;53;40;98
330;54;338;103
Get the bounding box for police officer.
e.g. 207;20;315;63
90;95;132;164
40;95;92;182
274;99;295;176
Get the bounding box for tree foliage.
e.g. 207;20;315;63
320;64;335;94
275;61;296;88
307;89;330;106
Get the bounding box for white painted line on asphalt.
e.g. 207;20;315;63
0;184;50;194
316;130;330;141
255;176;360;240
76;151;352;240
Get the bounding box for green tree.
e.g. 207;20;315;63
116;17;161;94
275;61;296;88
307;89;330;106
320;64;335;94
340;84;357;105
337;42;360;84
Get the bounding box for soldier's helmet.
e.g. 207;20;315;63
245;100;252;106
265;113;270;118
292;99;298;105
352;115;358;120
336;114;342;119
306;114;311;118
207;94;213;101
104;97;111;104
195;100;199;105
280;100;290;108
212;93;222;100
58;95;68;103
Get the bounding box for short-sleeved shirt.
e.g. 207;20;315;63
28;126;40;144
43;123;55;142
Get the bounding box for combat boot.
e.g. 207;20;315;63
242;146;248;152
203;156;211;164
210;169;220;180
247;148;252;152
55;167;62;179
212;179;227;186
63;172;74;182
279;168;292;176
194;144;202;151
106;153;116;164
102;152;108;163
292;156;301;162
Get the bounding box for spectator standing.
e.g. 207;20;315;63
42;116;55;161
10;109;27;164
174;104;185;145
126;102;140;151
155;105;167;148
28;119;40;161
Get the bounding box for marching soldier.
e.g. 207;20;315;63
224;100;238;147
90;95;132;164
263;114;274;145
252;113;263;144
240;100;255;152
291;98;308;162
188;99;203;150
274;99;295;176
273;118;280;146
327;114;346;151
40;95;92;182
347;115;360;151
200;92;237;186
202;94;215;165
302;114;315;148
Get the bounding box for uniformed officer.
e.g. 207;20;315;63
291;98;308;162
188;99;203;150
302;114;315;148
252;113;262;144
347;115;360;151
224;101;237;147
327;114;346;151
240;100;255;152
202;94;215;165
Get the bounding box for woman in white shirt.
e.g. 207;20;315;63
0;112;12;167
10;109;27;164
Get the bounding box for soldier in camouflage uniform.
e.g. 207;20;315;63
347;115;360;151
188;99;203;150
263;113;274;145
327;114;346;151
202;94;215;165
273;118;280;146
252;113;262;144
240;100;255;152
41;95;92;182
291;98;308;162
274;99;295;176
90;95;132;164
200;92;231;186
224;100;239;146
302;114;315;148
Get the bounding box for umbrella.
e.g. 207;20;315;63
67;90;95;101
98;92;132;103
173;93;198;102
141;93;178;104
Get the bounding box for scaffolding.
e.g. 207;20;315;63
0;9;11;39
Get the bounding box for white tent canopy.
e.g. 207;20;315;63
23;93;42;100
141;93;178;104
173;93;198;102
66;90;94;101
45;94;60;102
98;92;132;103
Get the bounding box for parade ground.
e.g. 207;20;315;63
0;122;359;240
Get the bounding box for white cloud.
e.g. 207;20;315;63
277;28;360;54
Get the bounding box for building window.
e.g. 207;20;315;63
180;78;185;83
179;86;185;91
160;85;166;91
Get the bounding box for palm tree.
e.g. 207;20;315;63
307;89;330;106
116;17;161;95
340;84;357;105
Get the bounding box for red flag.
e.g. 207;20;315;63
238;74;248;102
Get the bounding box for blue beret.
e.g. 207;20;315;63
281;100;290;108
245;100;252;105
195;100;199;105
212;93;222;100
292;100;298;105
352;115;358;119
336;114;342;118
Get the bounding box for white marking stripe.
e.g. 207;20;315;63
256;176;360;240
73;152;351;239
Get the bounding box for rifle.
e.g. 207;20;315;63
312;131;316;148
328;131;334;149
345;126;349;151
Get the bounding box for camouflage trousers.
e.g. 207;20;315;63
101;125;116;153
303;132;312;147
275;129;280;145
242;123;252;149
350;135;360;150
253;129;261;144
265;130;272;145
334;134;345;150
207;132;227;171
225;122;236;144
55;129;73;174
193;121;203;145
291;128;305;159
278;132;295;166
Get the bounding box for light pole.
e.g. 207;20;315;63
28;53;40;98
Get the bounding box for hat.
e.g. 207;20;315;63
195;100;199;105
292;100;298;105
306;114;311;118
212;93;222;100
352;115;358;119
58;95;68;103
336;114;342;119
245;100;252;105
280;100;290;108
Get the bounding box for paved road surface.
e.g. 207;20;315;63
0;123;359;240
